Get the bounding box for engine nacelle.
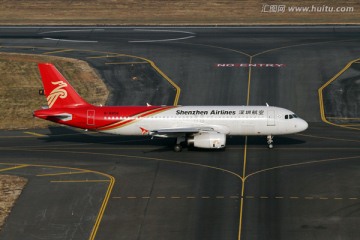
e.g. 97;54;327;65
187;132;226;149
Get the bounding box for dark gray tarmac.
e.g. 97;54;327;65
0;26;359;240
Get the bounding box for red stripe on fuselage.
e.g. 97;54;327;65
97;106;176;131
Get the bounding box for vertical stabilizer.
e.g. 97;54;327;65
38;63;90;108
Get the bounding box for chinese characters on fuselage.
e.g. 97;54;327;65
175;110;264;116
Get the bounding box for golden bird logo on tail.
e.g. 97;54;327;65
47;81;68;108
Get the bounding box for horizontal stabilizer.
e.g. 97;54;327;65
34;112;72;122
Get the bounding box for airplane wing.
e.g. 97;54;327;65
148;125;229;138
151;126;214;134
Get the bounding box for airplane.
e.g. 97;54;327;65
33;63;308;152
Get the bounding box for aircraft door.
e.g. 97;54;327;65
267;110;275;126
87;110;95;125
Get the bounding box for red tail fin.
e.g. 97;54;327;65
38;63;90;108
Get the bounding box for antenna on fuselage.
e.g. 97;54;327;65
266;103;269;107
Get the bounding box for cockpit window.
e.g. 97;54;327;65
285;114;298;120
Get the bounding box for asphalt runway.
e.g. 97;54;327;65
0;26;359;240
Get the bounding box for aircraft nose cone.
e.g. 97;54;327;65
292;119;308;133
299;119;308;132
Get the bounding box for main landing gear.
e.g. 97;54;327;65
267;135;274;149
174;136;186;152
174;144;182;152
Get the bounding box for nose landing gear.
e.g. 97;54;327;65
267;135;274;149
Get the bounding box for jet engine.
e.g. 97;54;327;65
187;132;226;149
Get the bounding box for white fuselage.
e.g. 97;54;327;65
100;106;308;136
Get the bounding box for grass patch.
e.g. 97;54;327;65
0;53;108;130
0;175;27;231
0;0;358;25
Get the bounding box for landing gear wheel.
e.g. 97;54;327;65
267;135;274;149
174;144;182;152
174;135;185;152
